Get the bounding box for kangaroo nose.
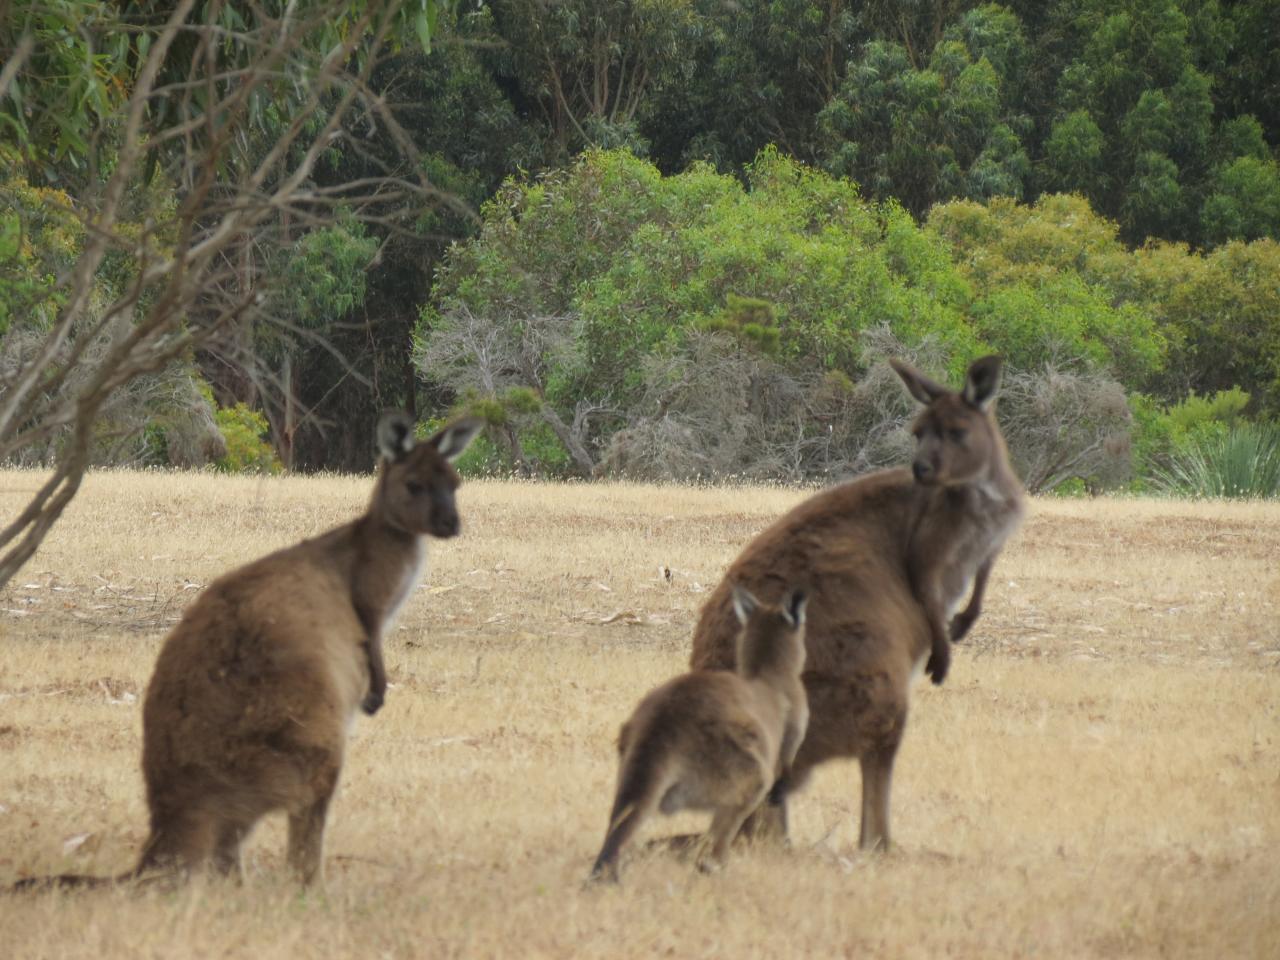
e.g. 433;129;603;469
912;461;933;483
433;512;460;538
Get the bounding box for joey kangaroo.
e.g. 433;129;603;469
590;586;808;882
12;412;481;891
689;356;1025;852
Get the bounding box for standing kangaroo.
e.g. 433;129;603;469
689;356;1024;851
590;586;808;882
13;412;481;891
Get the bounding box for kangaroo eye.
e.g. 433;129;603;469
948;428;968;443
406;480;425;496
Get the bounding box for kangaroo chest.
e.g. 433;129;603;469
920;486;1023;613
382;540;427;634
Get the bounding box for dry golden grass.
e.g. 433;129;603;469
1;468;1278;958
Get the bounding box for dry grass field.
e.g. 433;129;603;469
1;468;1278;958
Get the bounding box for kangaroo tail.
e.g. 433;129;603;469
8;829;174;893
589;739;674;883
9;867;137;893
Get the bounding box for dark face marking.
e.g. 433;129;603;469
908;395;997;487
374;414;482;538
384;444;463;538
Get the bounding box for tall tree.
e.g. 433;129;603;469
217;7;539;471
1042;0;1237;243
818;6;1032;216
488;0;701;160
0;0;456;589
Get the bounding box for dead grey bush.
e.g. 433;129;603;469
417;304;606;475
3;321;223;469
599;332;757;480
600;326;956;483
425;307;1133;491
998;364;1133;493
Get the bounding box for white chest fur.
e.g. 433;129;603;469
382;540;427;636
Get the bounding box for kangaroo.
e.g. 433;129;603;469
590;586;808;883
12;412;482;891
689;355;1024;852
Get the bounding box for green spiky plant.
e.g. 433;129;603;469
1153;423;1280;499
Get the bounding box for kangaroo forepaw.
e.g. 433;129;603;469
587;860;620;885
361;689;384;715
926;646;950;685
949;612;976;642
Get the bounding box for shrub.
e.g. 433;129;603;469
215;404;282;474
1152;423;1280;499
1130;387;1254;488
996;364;1133;493
1164;386;1250;440
421;148;985;480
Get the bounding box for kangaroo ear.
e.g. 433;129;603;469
428;417;484;463
783;590;807;628
889;358;948;405
962;355;1003;411
376;411;416;462
731;584;759;625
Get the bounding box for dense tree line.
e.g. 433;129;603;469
2;0;1278;488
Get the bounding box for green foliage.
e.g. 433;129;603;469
419;415;504;477
1047;0;1254;243
931;194;1280;415
462;387;542;427
214;404;282;474
1153;422;1280;499
282;216;378;329
517;422;571;474
424;147;1274;482
928;195;1165;386
488;0;701;160
1201;157;1280;245
1164;387;1251;440
0;149;84;335
642;0;859;172
503;387;544;417
423;148;991;476
700;294;782;354
574;149;978;386
1045;111;1107;196
254;214;378;366
1130;388;1254;489
1126;392;1175;487
2;1;458;183
1128;238;1280;414
10;0;1280;479
818;28;1032;216
0;0;135;174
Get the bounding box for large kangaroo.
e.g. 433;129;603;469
13;412;481;890
590;586;808;882
689;356;1024;851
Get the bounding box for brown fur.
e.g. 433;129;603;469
590;587;808;882
12;413;482;892
689;356;1024;851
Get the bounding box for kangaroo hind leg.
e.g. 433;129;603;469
285;758;341;888
136;806;220;879
211;816;257;882
698;784;769;874
858;740;901;852
590;752;672;884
